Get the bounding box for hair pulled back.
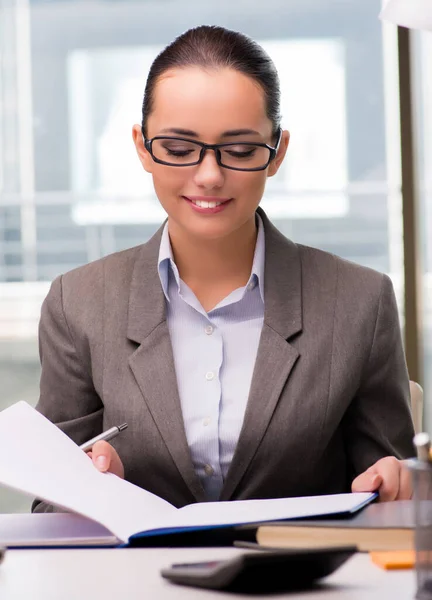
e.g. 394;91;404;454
141;25;281;137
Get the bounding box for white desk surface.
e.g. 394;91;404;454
0;547;415;600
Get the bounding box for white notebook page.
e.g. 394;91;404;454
0;402;177;541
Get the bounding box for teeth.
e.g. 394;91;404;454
191;199;222;208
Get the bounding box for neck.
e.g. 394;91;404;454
168;217;258;288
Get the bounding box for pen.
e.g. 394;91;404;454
401;433;431;468
79;423;128;452
413;432;431;462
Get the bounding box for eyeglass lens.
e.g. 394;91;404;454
151;138;271;169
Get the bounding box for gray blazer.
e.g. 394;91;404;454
33;208;415;511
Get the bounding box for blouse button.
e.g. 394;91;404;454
205;371;215;381
205;325;214;335
204;464;214;476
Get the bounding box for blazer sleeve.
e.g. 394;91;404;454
32;275;104;513
342;273;416;478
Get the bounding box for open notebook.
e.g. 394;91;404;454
0;402;375;547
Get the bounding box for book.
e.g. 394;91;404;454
250;501;415;552
0;513;118;548
0;402;376;548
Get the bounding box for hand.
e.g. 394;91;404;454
86;440;125;479
351;456;412;502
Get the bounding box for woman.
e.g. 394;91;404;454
34;25;414;512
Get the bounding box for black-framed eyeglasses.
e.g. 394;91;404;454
143;128;282;172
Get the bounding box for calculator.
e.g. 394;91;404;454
161;546;356;593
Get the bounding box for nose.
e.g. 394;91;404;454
193;149;225;190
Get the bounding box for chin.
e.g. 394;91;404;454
184;222;236;241
165;204;255;242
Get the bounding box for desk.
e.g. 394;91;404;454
0;547;415;600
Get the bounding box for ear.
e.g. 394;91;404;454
132;124;154;173
267;129;290;178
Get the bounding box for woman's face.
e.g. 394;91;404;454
133;67;289;242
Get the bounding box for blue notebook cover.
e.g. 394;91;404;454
126;493;377;548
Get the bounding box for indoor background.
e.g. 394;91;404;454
0;0;430;512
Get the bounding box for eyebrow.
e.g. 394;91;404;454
159;128;261;138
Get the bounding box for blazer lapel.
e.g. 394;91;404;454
220;210;303;501
127;228;206;503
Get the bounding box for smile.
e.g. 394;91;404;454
183;196;233;213
191;199;222;208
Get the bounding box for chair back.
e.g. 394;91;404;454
410;380;424;434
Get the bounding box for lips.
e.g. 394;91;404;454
182;195;233;214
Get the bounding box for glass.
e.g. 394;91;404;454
144;131;281;171
409;460;432;599
0;0;404;511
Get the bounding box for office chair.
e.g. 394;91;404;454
409;380;424;434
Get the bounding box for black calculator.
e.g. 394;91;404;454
161;546;356;593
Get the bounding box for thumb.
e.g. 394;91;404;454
91;440;112;472
351;470;383;493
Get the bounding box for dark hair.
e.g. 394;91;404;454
141;25;281;137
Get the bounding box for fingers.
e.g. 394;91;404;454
91;440;111;471
398;463;413;500
351;469;383;494
352;457;413;502
371;457;400;502
90;440;125;479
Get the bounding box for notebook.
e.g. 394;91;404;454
0;402;376;548
248;500;416;552
0;513;118;548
